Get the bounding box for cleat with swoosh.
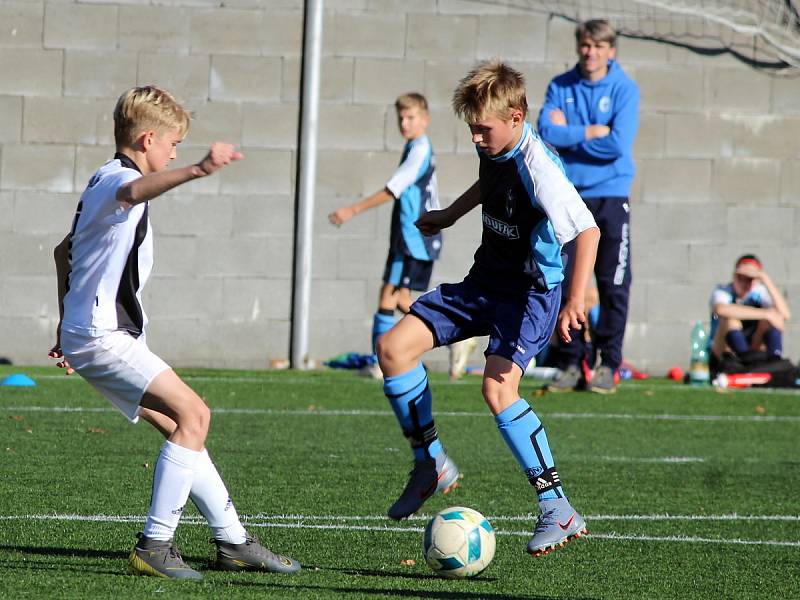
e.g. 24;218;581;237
388;452;460;520
527;499;587;556
214;532;300;573
128;532;203;581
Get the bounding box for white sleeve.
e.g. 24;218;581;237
710;286;733;308
752;283;774;308
386;139;430;199
525;137;597;245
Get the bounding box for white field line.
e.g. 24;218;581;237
28;373;800;396
1;513;798;548
3;404;800;423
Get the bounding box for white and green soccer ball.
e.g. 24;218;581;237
423;506;496;579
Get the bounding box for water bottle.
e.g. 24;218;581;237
689;320;709;385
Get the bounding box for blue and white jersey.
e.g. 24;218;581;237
708;282;773;341
467;122;596;294
386;135;441;261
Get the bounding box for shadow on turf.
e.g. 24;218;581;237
252;581;596;600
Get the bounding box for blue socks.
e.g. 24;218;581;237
495;399;564;501
372;311;396;355
725;330;749;355
764;327;783;358
383;362;442;460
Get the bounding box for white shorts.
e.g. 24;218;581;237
61;330;171;423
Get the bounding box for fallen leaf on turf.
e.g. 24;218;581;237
400;559;416;566
8;415;23;421
532;388;546;397
755;405;766;414
143;462;150;469
25;428;33;433
87;427;107;434
644;390;654;397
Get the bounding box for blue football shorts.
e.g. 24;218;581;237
409;278;561;373
383;252;434;291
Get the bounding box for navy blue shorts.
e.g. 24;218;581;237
383;252;434;291
409;278;561;373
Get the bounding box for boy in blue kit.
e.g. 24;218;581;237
377;61;599;556
329;93;441;378
538;19;639;394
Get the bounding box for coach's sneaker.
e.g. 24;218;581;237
545;365;583;393
526;498;587;557
214;533;301;573
388;452;460;520
589;365;618;394
128;533;203;581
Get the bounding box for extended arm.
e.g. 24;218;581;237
558;226;600;342
117;143;243;206
328;188;394;226
415;180;481;236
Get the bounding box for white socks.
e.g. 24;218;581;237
190;449;247;544
143;442;248;544
143;440;201;541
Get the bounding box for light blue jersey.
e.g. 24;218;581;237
467;123;596;294
386;135;441;261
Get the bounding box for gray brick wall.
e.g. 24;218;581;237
1;0;798;377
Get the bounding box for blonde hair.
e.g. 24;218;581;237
452;60;527;124
575;19;616;47
395;92;429;113
113;85;191;148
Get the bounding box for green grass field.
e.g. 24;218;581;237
1;365;798;599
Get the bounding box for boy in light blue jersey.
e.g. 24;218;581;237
709;254;791;376
377;61;599;557
329;93;441;376
538;19;639;394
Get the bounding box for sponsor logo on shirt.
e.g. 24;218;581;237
483;212;519;239
599;96;612;113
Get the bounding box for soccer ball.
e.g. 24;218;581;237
423;506;496;579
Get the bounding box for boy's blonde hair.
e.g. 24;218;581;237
113;85;191;148
575;19;616;47
395;92;429;113
452;60;527;124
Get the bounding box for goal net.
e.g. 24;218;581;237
502;0;800;69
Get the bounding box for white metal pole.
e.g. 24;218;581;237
291;0;323;369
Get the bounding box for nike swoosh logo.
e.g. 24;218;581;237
420;467;449;498
558;513;576;530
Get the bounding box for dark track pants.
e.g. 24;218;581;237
560;196;632;371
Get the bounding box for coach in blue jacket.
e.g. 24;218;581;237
538;19;639;394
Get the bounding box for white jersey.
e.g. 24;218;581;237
62;154;153;338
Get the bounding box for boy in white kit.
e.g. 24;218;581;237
50;86;300;581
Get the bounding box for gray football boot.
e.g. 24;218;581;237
545;365;584;393
128;533;203;581
527;498;588;557
589;365;618;394
214;532;301;573
387;452;460;521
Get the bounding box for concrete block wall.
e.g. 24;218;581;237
0;0;798;375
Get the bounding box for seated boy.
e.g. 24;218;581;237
709;254;791;374
50;86;300;581
376;61;599;557
328;93;442;378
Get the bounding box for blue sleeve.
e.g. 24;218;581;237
577;80;639;161
536;80;585;150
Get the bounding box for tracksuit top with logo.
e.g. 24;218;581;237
385;135;442;261
536;60;639;199
62;154;152;339
466;123;596;294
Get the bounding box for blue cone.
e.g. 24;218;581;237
1;373;36;387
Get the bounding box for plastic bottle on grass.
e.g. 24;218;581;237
689;320;709;385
